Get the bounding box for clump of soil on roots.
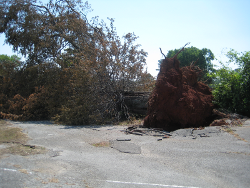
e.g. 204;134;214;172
143;47;214;131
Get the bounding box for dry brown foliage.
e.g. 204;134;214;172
0;0;155;124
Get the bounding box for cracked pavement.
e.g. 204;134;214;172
0;119;250;188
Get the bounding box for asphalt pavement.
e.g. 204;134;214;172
0;119;250;188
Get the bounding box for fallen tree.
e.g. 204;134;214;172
144;47;214;131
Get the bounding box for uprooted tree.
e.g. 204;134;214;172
0;0;155;124
144;46;214;131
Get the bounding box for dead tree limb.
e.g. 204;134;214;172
175;42;191;58
159;48;166;58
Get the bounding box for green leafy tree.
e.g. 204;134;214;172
0;55;22;103
159;46;215;82
208;50;250;117
0;54;21;77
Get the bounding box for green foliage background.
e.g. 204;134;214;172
159;46;215;83
208;50;250;117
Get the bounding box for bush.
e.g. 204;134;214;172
208;50;250;117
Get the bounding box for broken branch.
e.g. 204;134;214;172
160;48;166;58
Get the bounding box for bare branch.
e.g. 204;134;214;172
175;42;191;57
159;48;166;58
183;42;190;49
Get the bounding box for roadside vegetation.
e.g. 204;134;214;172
0;0;154;125
0;0;249;126
207;50;250;117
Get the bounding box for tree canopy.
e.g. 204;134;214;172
158;46;215;82
0;0;155;124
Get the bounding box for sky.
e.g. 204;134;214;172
1;0;250;77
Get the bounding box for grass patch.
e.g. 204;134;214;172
1;144;47;156
19;169;29;174
221;126;248;142
91;141;110;147
223;127;234;133
117;118;144;126
0;120;47;157
48;177;59;183
0;120;28;144
0;127;28;144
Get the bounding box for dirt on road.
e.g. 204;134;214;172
0;119;250;188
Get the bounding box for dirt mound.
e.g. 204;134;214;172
143;48;214;131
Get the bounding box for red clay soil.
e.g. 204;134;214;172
143;50;214;131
